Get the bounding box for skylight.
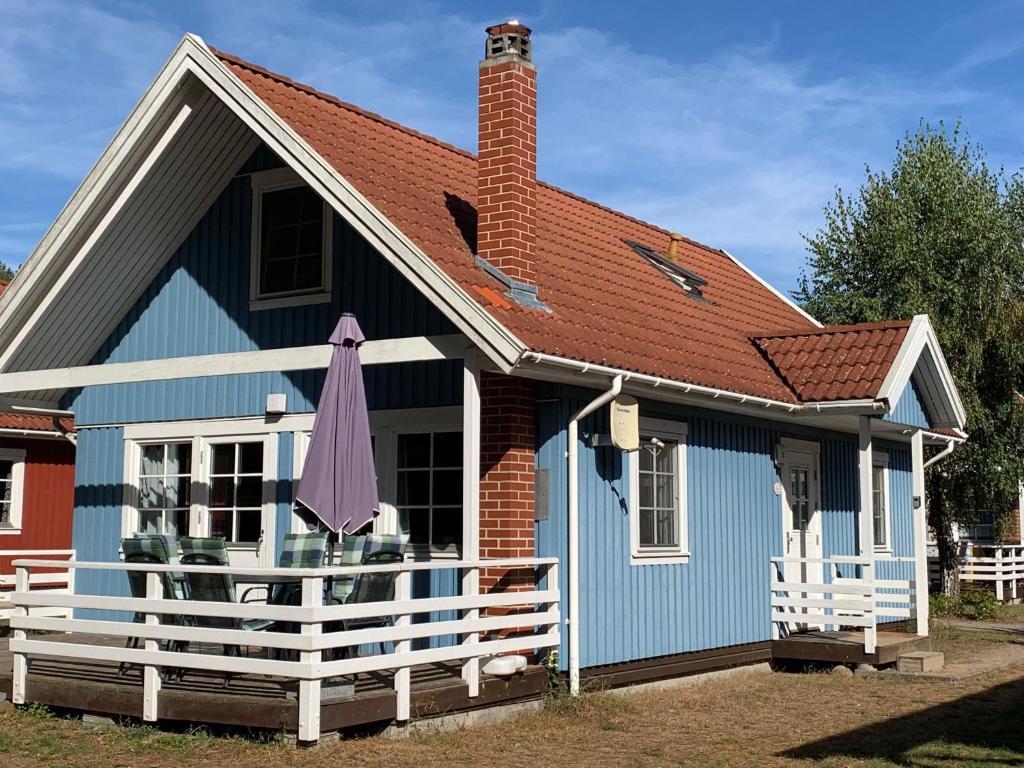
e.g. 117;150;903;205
625;240;707;299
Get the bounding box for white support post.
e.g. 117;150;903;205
910;430;929;637
394;570;411;721
769;561;780;640
12;565;29;704
995;547;1005;602
461;349;481;697
858;416;876;655
545;561;560;649
143;571;162;722
65;552;76;619
297;575;323;744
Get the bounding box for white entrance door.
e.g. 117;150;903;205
200;436;276;567
780;441;823;629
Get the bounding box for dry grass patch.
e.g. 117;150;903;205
1;663;1023;767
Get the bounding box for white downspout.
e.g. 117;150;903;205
567;374;622;695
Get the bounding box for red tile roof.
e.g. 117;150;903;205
753;321;911;402
214;47;907;405
0;412;74;434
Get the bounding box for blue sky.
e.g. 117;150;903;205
3;1;1024;294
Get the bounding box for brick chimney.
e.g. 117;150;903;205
477;20;544;308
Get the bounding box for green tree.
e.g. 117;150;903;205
796;122;1024;594
0;262;14;282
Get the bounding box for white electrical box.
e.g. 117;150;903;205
610;395;639;451
266;393;287;415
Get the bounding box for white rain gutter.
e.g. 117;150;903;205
522;352;888;416
0;428;70;441
924;437;958;469
566;374;622;696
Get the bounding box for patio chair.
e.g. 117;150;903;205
130;533;187;599
332;533;408;603
330;550;404;659
179;536;230;564
180;552;273;683
118;543;189;678
239;531;330;606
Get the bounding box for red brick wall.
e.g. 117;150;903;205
477;58;538;286
479;372;536;598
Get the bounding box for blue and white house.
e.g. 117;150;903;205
0;22;966;736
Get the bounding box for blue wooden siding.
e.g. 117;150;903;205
537;384;923;668
64;144;459;426
884;379;931;429
71;427;131;620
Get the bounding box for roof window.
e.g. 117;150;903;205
625;240;707;299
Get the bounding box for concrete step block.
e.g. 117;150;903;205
897;651;944;673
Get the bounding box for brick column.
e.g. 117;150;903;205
478;372;536;616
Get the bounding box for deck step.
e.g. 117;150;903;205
896;651;944;673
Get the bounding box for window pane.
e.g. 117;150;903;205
639;445;653;472
399;509;429;546
211;444;234;475
210;510;232;540
294;255;321;290
138;510;162;535
210;477;233;508
238;443;263;474
433;432;462;468
655;442;675;474
236;511;261;542
639;508;654;546
397;434;430;468
140;445;163;476
0;501;10;525
168;510;190;537
656;474;674;509
398;471;430;506
236;476;263;508
432;469;463;505
166;443;192;475
638;472;653;509
164;476;189;509
259;186;324;296
0;460;11;483
656;509;677;547
138;477;164;509
431;509;462;551
0;480;11;504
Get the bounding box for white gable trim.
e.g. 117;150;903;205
0;34;525;379
877;315;966;430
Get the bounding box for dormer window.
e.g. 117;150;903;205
625;240;707;300
250;168;332;310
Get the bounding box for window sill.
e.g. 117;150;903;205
874;546;893;555
630;551;690;566
249;291;331;312
0;527;22;535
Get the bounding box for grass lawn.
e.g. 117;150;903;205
2;659;1024;768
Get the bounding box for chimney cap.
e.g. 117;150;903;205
484;20;533;63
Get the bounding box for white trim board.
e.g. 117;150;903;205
0;34;525;386
0;334;466;396
877;315;965;430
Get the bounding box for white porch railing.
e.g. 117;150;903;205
0;550;76;620
928;542;1024;601
8;556;559;743
770;555;919;655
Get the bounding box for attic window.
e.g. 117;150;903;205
625;240;707;299
250;168;332;310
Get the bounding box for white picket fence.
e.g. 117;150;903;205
770;555;918;655
8;556;560;742
0;550;76;620
928;542;1024;602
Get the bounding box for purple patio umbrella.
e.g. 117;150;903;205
295;313;379;534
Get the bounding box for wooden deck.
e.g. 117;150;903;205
0;635;547;736
772;630;931;666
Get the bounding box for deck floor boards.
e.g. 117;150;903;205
772;630;931;666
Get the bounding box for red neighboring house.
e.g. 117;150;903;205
0;278;76;615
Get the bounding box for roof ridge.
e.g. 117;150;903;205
212;45;733;263
752;319;912;340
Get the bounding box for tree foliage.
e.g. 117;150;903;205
796;122;1024;588
0;262;13;282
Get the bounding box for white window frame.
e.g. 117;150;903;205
629;417;689;565
122;419;278;562
0;448;27;534
872;450;892;553
249;167;333;311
